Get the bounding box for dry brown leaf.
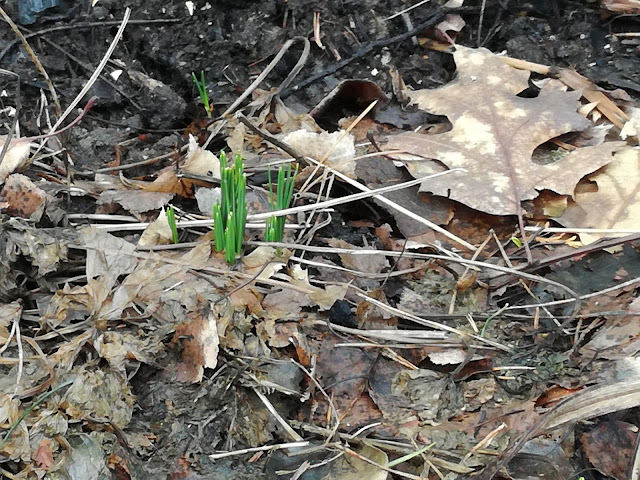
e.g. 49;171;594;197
262;264;347;314
81;228;137;288
138;139;217;197
32;439;54;469
580;315;640;360
62;368;135;428
557;147;640;244
43;279;111;329
581;421;637;480
0;301;21;340
95;331;164;372
171;299;219;384
138;208;174;246
0;174;49;220
326;238;390;290
385;46;622;216
97;190;174;214
327;238;390;274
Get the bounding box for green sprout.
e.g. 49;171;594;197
213;152;247;263
166;205;179;244
191;70;212;118
510;236;523;247
265;162;298;243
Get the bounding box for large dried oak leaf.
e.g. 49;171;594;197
385;46;622;216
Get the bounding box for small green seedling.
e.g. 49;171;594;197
166;205;179;244
213;152;247;263
265;163;298;243
510;236;523;247
191;70;213;118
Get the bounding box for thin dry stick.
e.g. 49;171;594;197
525;226;640;235
462;422;505;463
0;7;61;116
209;441;309;460
384;0;432;21
252;388;304;441
13;314;23;396
311;321;453;345
291;359;342;443
448;233;492;314
477;0;487;47
504;275;640;311
490;229;513;269
39;8;131;146
355;292;510;351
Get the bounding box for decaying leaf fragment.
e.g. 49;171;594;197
558;147;640;244
385;46;621;216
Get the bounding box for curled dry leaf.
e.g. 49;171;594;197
385;46;623;216
283;129;356;178
138;208;174;246
139;135;219;196
601;0;640;13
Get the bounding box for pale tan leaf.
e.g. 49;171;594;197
283;129;356;178
185;134;220;179
97;190;174;214
138;208;173;246
0;138;31;184
385;46;621;216
80;227;137;286
330;442;389;480
557;147;640;244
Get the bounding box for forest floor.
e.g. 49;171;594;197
1;0;640;479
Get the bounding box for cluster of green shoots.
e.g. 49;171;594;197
265;163;298;243
213;152;247;263
191;70;213;118
165;153;297;264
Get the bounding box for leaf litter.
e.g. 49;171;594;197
1;4;640;479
